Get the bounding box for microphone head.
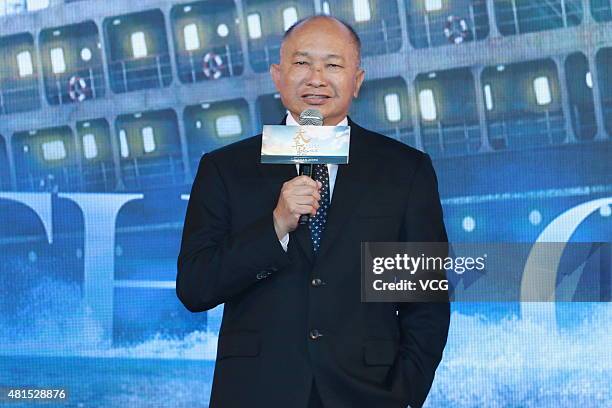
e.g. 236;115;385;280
299;109;323;126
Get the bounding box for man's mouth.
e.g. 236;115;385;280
301;94;331;105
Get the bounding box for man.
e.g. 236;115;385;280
177;15;449;408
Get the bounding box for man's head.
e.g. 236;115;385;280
270;15;365;126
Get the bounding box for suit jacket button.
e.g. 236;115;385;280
311;278;323;287
309;329;322;340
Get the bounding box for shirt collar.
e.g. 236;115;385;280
285;111;348;127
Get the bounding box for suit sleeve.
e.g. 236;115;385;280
176;153;291;312
395;153;450;408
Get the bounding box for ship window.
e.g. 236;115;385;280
217;23;229;37
418;89;437;121
353;0;371;22
27;0;49;11
142;126;156;153
50;47;66;74
131;31;148;59
82;134;98;159
184;23;200;51
216;114;242;137
484;84;493;111
80;47;92;62
16;51;34;77
322;1;331;15
247;13;262;39
425;0;442;12
533;76;552;106
585;72;593;89
384;93;401;122
119;129;129;158
283;7;298;31
42;140;66;161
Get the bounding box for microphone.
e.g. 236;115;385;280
298;109;323;225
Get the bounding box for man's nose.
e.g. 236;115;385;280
306;65;327;87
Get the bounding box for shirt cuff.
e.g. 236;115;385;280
279;233;289;252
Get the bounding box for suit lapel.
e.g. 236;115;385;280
315;117;370;261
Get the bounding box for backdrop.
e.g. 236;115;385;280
0;0;611;406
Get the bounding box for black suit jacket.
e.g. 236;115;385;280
177;117;450;408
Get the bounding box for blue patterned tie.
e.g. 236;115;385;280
309;164;330;252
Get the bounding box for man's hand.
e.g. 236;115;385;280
273;175;322;239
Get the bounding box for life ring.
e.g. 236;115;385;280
202;52;224;79
68;75;89;102
443;15;469;44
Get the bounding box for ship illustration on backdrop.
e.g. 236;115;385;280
0;0;611;352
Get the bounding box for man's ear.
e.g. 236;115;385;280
270;63;281;88
353;68;365;98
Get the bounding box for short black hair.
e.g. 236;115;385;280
282;15;362;63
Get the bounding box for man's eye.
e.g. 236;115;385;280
328;64;342;69
294;61;308;65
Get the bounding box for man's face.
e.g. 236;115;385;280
270;18;365;126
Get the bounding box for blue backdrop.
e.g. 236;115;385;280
0;0;611;406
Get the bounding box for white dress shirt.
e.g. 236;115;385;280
278;113;347;251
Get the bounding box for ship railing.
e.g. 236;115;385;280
13;151;185;193
496;0;584;34
176;44;244;82
120;151;185;190
249;17;404;70
487;109;566;150
47;66;105;105
591;1;612;21
407;3;490;48
0;0;50;19
16;163;82;192
352;18;403;55
80;160;116;192
0;81;39;115
248;40;281;72
108;53;173;93
421;120;481;157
